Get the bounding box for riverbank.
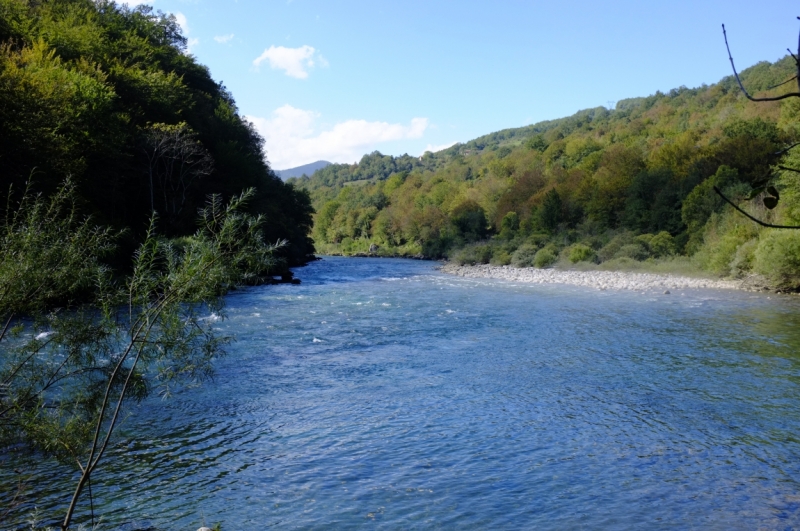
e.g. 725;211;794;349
439;262;773;293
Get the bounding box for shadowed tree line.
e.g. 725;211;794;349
0;0;314;267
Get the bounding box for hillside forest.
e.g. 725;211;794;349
293;56;800;290
0;0;315;267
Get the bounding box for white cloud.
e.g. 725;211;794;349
252;45;323;79
174;12;189;34
422;141;457;155
170;12;199;53
247;105;428;169
119;0;153;6
214;34;235;44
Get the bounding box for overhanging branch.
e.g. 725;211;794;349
714;186;800;229
723;24;800;101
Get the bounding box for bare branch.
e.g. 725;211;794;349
714;186;800;229
722;24;800;101
767;74;798;90
774;141;800;157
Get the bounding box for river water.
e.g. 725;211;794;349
5;257;800;529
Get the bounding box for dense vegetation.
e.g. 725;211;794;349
0;0;314;266
0;1;313;527
295;56;800;289
1;184;273;529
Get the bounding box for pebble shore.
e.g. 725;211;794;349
439;263;753;293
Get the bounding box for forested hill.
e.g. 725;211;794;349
0;0;314;265
295;55;800;289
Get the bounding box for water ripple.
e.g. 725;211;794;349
4;257;800;529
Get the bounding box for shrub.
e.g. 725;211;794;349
568;244;595;263
533;247;558;268
754;231;800;289
694;212;759;276
491;250;512;265
614;243;649;261
451;242;493;265
597;231;635;262
511;243;539;267
730;238;757;277
648;231;677;258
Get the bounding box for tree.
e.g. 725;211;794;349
716;19;800;228
142;122;214;231
0;181;281;529
539;188;562;232
450;200;488;242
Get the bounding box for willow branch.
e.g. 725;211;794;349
0;314;12;344
714;186;800;229
723;24;800;101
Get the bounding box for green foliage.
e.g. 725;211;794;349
568;244;596;264
0;183;280;527
450;242;493;265
451;200;488;242
490;249;512;266
292;53;800;287
0;180;116;316
693;212;759;276
539;189;562;232
533;246;558;268
0;0;314;265
615;243;649;261
511;243;539;267
525;134;547;151
754;230;800;288
498;211;519;239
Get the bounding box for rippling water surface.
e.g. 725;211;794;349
6;257;800;529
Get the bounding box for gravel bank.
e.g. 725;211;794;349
439;263;753;292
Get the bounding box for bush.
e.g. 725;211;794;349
648;231;677;258
730;238;757;277
754;230;800;288
491;250;512;265
694;212;759;276
451;242;493;265
511;243;539;267
597;231;635;262
568;244;596;263
533;247;558;268
614;243;649;261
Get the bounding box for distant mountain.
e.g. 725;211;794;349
275;160;332;180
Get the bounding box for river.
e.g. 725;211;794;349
6;257;800;529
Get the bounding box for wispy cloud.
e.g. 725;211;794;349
214;34;235;44
119;0;153;6
247;105;428;169
252;45;324;79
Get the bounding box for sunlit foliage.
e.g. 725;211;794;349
296;56;800;288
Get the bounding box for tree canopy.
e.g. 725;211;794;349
0;0;314;265
296;55;800;289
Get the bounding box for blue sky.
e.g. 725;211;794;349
126;0;799;170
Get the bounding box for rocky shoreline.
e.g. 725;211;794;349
439;263;772;293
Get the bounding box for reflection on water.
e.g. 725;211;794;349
4;257;800;529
